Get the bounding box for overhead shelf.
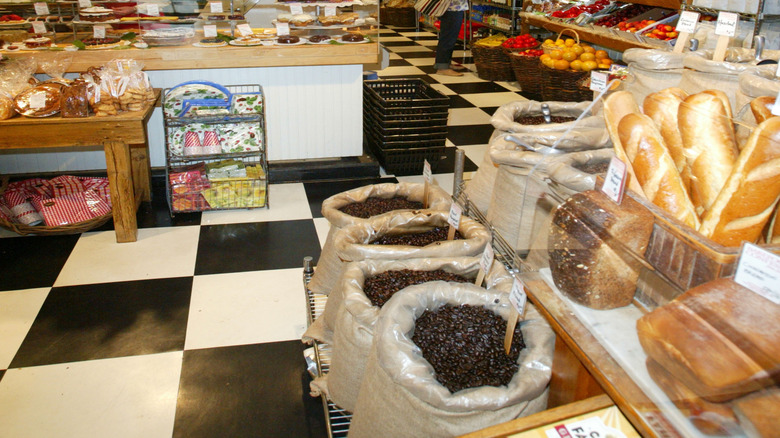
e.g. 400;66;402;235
521;13;661;52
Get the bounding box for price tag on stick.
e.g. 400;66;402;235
203;24;218;38
32;21;46;35
504;278;527;355
29;92;46;110
290;3;304;15
589;71;608;93
34;2;49;15
237;23;253;36
275;22;290;36
209;1;223;13
146;3;160;16
422;159;432;208
601;157;627;204
93;25;106;39
713;12;738;62
447;203;462;240
324;5;337;17
734;243;780;304
475;244;494;287
673;11;699;53
78;0;92;8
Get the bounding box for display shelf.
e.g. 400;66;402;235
521;12;660;51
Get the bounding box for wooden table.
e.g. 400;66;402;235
0;91;159;243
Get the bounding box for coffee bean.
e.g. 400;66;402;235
514;115;577;125
339;196;423;219
412;304;526;393
364;269;471;308
371;227;462;246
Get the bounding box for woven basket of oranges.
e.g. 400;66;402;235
539;40;614;102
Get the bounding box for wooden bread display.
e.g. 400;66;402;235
699;117;780;246
643;88;690;190
733;388;780;438
636;277;780;403
548;190;654;309
678;92;739;216
618;113;700;230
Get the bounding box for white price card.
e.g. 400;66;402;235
275;21;290;36
479;244;494;275
93;25;106;38
324;5;337;16
78;0;92;8
715;11;738;37
209;1;223;13
34;2;50;15
734;242;780;304
30;92;46;110
32;21;46;34
289;3;304;15
236;23;253;36
509;278;527;316
676;11;700;34
146;3;160;16
589;70;608;92
423;159;432;183
601;157;627;204
546;416;625;438
203;24;218;38
448;203;462;230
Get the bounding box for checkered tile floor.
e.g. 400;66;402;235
0;26;529;437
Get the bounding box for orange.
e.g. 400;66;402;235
569;59;583;71
562;50;578;62
571;45;584;56
595;50;609;59
579;52;596;62
599;58;613;66
582;60;598;72
597;63;611;69
539;53;551;63
542;57;555;68
549;50;563;60
543;39;554;45
553;60;570;70
582;45;596;54
565;38;576;47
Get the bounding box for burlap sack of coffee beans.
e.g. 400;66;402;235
308;182;451;296
303;210;490;344
348;281;554;438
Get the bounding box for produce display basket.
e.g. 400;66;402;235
540;65;592;102
541;28;580;54
472;44;514;81
0;176;113;236
510;52;543;101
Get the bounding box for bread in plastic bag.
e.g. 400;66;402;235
348;280;553;437
308;182;452;295
61;79;90;118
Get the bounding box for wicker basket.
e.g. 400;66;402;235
0;176;113;236
472;44;514;82
540;65;592;102
541;29;580;54
510;53;543;101
382;7;416;27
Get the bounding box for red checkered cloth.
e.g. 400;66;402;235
3;189;44;225
49;175;85;198
78;177;112;206
7;178;52;198
31;191;112;226
0;196;15;222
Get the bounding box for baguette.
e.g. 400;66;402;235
618;113;700;229
751;96;776;125
643;87;690;190
699;117;780;246
678;92;739;216
769;205;780;244
733;388;780;438
602;91;646;199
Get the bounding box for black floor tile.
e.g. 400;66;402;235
447;94;476;109
377;74;437;84
407;35;439;41
10;277;192;368
389;27;419;32
380;41;418;47
481;106;500;117
0;234;80;292
303;177;399;218
0;370;4;381
451;56;474;65
173;341;327;438
388;59;412;67
195;220;321;275
437;147;478;174
416;65;437;74
393;51;437;59
445;82;515;94
447;124;496;146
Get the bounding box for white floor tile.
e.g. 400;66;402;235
0;288;49;369
200;183;312;225
405;57;436;66
387;52;402;60
431;71;484;84
430;83;455;96
495;81;522;92
185;269;308;350
461;92;525;108
376;66;426;76
448;107;492;126
399;31;437;37
0;352;182;438
377;36;414;42
416;39;439;46
458;144;489;172
55;226;200;287
385;45;435;53
313;217;330;249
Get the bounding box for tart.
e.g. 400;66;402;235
276;35;300;44
307;35;330;43
341;33;364;42
290;13;314;26
24;37;53;48
197;37;227;47
81;37;120;49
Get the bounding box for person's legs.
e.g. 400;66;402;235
434;10;464;74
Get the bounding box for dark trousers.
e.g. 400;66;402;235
434;10;464;70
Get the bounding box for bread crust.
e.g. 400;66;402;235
643;88;690;189
750;96;776;125
603;91;646;199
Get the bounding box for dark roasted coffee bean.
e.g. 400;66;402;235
338;196;423;219
514;115;577;125
371;227;462;246
411;304;525;393
364;269;471;308
572;160;610;175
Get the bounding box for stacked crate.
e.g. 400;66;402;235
363;79;450;176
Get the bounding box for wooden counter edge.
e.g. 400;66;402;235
459;394;614;438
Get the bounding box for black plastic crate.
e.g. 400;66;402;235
364;78;450;109
364;105;448;129
365;125;448;149
365;122;448;144
366;136;446;176
364;102;449;119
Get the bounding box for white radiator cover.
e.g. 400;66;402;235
0;64;364;174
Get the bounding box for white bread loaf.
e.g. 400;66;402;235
618;113;700;229
643;88;690;190
603;91;646;199
678;91;739;216
699;117;780;247
769;205;780;245
750;96;776;125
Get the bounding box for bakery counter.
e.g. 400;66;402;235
2;42;380;72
